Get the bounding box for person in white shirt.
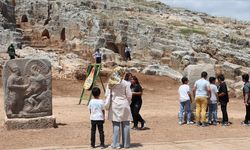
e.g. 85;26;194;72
88;87;105;148
92;49;102;64
178;77;193;125
208;77;219;125
125;44;132;61
193;71;211;127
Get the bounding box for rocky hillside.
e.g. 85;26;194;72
1;0;250;97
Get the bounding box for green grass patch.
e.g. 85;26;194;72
180;27;207;37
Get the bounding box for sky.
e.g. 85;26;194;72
160;0;250;21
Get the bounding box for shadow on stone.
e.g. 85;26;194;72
55;123;67;128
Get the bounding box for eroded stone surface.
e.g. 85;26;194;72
4;116;56;130
183;64;215;88
3;59;52;119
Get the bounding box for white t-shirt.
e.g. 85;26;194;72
194;78;210;97
210;84;218;104
93;51;102;58
88;99;105;120
178;84;191;102
125;47;131;52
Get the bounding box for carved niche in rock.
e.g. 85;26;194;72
3;59;52;119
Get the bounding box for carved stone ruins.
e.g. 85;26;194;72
2;59;56;130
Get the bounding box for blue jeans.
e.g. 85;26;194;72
208;103;217;122
179;100;191;122
112;121;130;148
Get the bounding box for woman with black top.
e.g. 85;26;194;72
130;76;145;130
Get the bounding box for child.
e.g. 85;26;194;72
208;77;219;125
88;87;105;148
178;77;193;125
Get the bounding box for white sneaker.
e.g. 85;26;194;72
187;121;194;125
179;121;183;125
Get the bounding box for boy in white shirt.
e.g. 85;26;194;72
88;87;105;148
178;77;193;125
208;77;219;125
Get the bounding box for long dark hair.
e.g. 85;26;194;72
125;72;132;81
131;75;140;85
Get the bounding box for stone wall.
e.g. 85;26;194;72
0;0;21;52
0;0;15;28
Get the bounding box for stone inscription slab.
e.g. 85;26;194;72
3;59;52;119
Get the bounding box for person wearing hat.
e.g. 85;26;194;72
105;66;132;149
7;44;20;59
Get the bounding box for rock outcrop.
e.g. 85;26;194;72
1;0;250;97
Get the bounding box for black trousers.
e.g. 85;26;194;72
96;57;101;64
125;51;131;61
220;102;229;123
91;120;104;147
244;104;250;124
131;100;144;127
10;55;15;59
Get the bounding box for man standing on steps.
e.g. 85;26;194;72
7;44;20;59
92;48;102;64
125;44;132;61
193;71;211;127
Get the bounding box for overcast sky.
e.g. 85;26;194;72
160;0;250;21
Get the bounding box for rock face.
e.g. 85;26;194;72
1;0;250;97
0;0;21;52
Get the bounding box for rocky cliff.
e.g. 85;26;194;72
1;0;250;97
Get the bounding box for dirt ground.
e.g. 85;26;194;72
0;73;250;150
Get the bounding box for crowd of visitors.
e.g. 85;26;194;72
178;71;250;127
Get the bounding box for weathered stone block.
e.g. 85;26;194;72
4;116;56;130
184;64;215;88
223;61;242;79
3;59;52;119
142;64;182;80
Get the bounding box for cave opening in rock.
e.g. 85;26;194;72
11;0;16;6
21;15;28;22
105;42;126;59
61;28;66;41
41;29;50;39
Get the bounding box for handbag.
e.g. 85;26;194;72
105;89;112;110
